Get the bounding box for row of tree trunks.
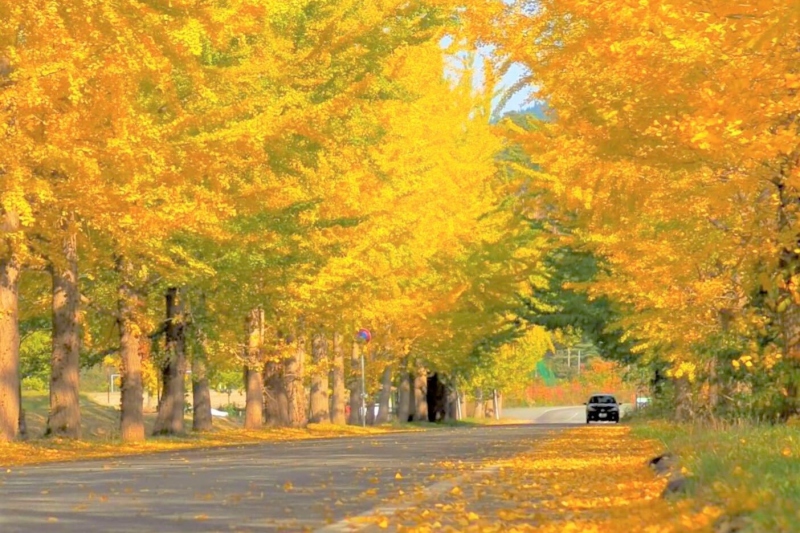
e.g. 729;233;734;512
46;226;82;438
152;288;187;435
0;253;21;442
232;322;475;430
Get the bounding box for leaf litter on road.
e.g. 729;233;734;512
354;426;721;532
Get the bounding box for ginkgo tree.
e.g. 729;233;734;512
1;0;576;445
471;0;800;419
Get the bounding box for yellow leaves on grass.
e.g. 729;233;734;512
379;427;720;532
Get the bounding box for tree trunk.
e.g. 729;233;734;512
473;389;485;419
376;364;393;424
309;332;329;423
17;381;27;439
674;377;693;422
484;398;494;419
47;229;81;439
244;307;264;429
116;258;144;442
285;326;307;428
0;255;20;442
348;341;362;425
152;288;186;435
264;359;289;426
446;386;459;421
191;292;213;431
498;391;503;417
397;366;411;423
330;332;346;424
413;365;428;422
244;365;263;429
191;348;212;432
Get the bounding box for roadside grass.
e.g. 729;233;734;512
20;391;242;438
1;392;418;467
632;419;800;532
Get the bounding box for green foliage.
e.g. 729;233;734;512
520;247;638;365
20;323;50;390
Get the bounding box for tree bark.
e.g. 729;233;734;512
285;326;307;428
446;386;459;421
264;358;289;426
348;341;362;425
674;377;693;422
47;228;81;438
191;356;212;431
152;288;186;435
116;258;144;442
413;365;428;422
376;364;393;424
330;332;346;424
0;254;20;442
498;391;503;417
191;347;212;434
244;307;264;430
397;365;411;423
17;381;27;439
190;292;213;431
309;331;329;423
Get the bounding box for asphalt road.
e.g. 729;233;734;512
503;404;633;424
0;424;576;533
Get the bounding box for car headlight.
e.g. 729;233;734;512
587;406;596;411
610;406;619;411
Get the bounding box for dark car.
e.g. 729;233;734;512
585;394;620;423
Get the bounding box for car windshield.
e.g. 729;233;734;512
589;395;617;404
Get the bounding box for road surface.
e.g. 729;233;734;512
0;424;579;533
502;404;632;424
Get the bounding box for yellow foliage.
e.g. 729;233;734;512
467;0;800;375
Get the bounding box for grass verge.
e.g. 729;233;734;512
631;420;800;532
